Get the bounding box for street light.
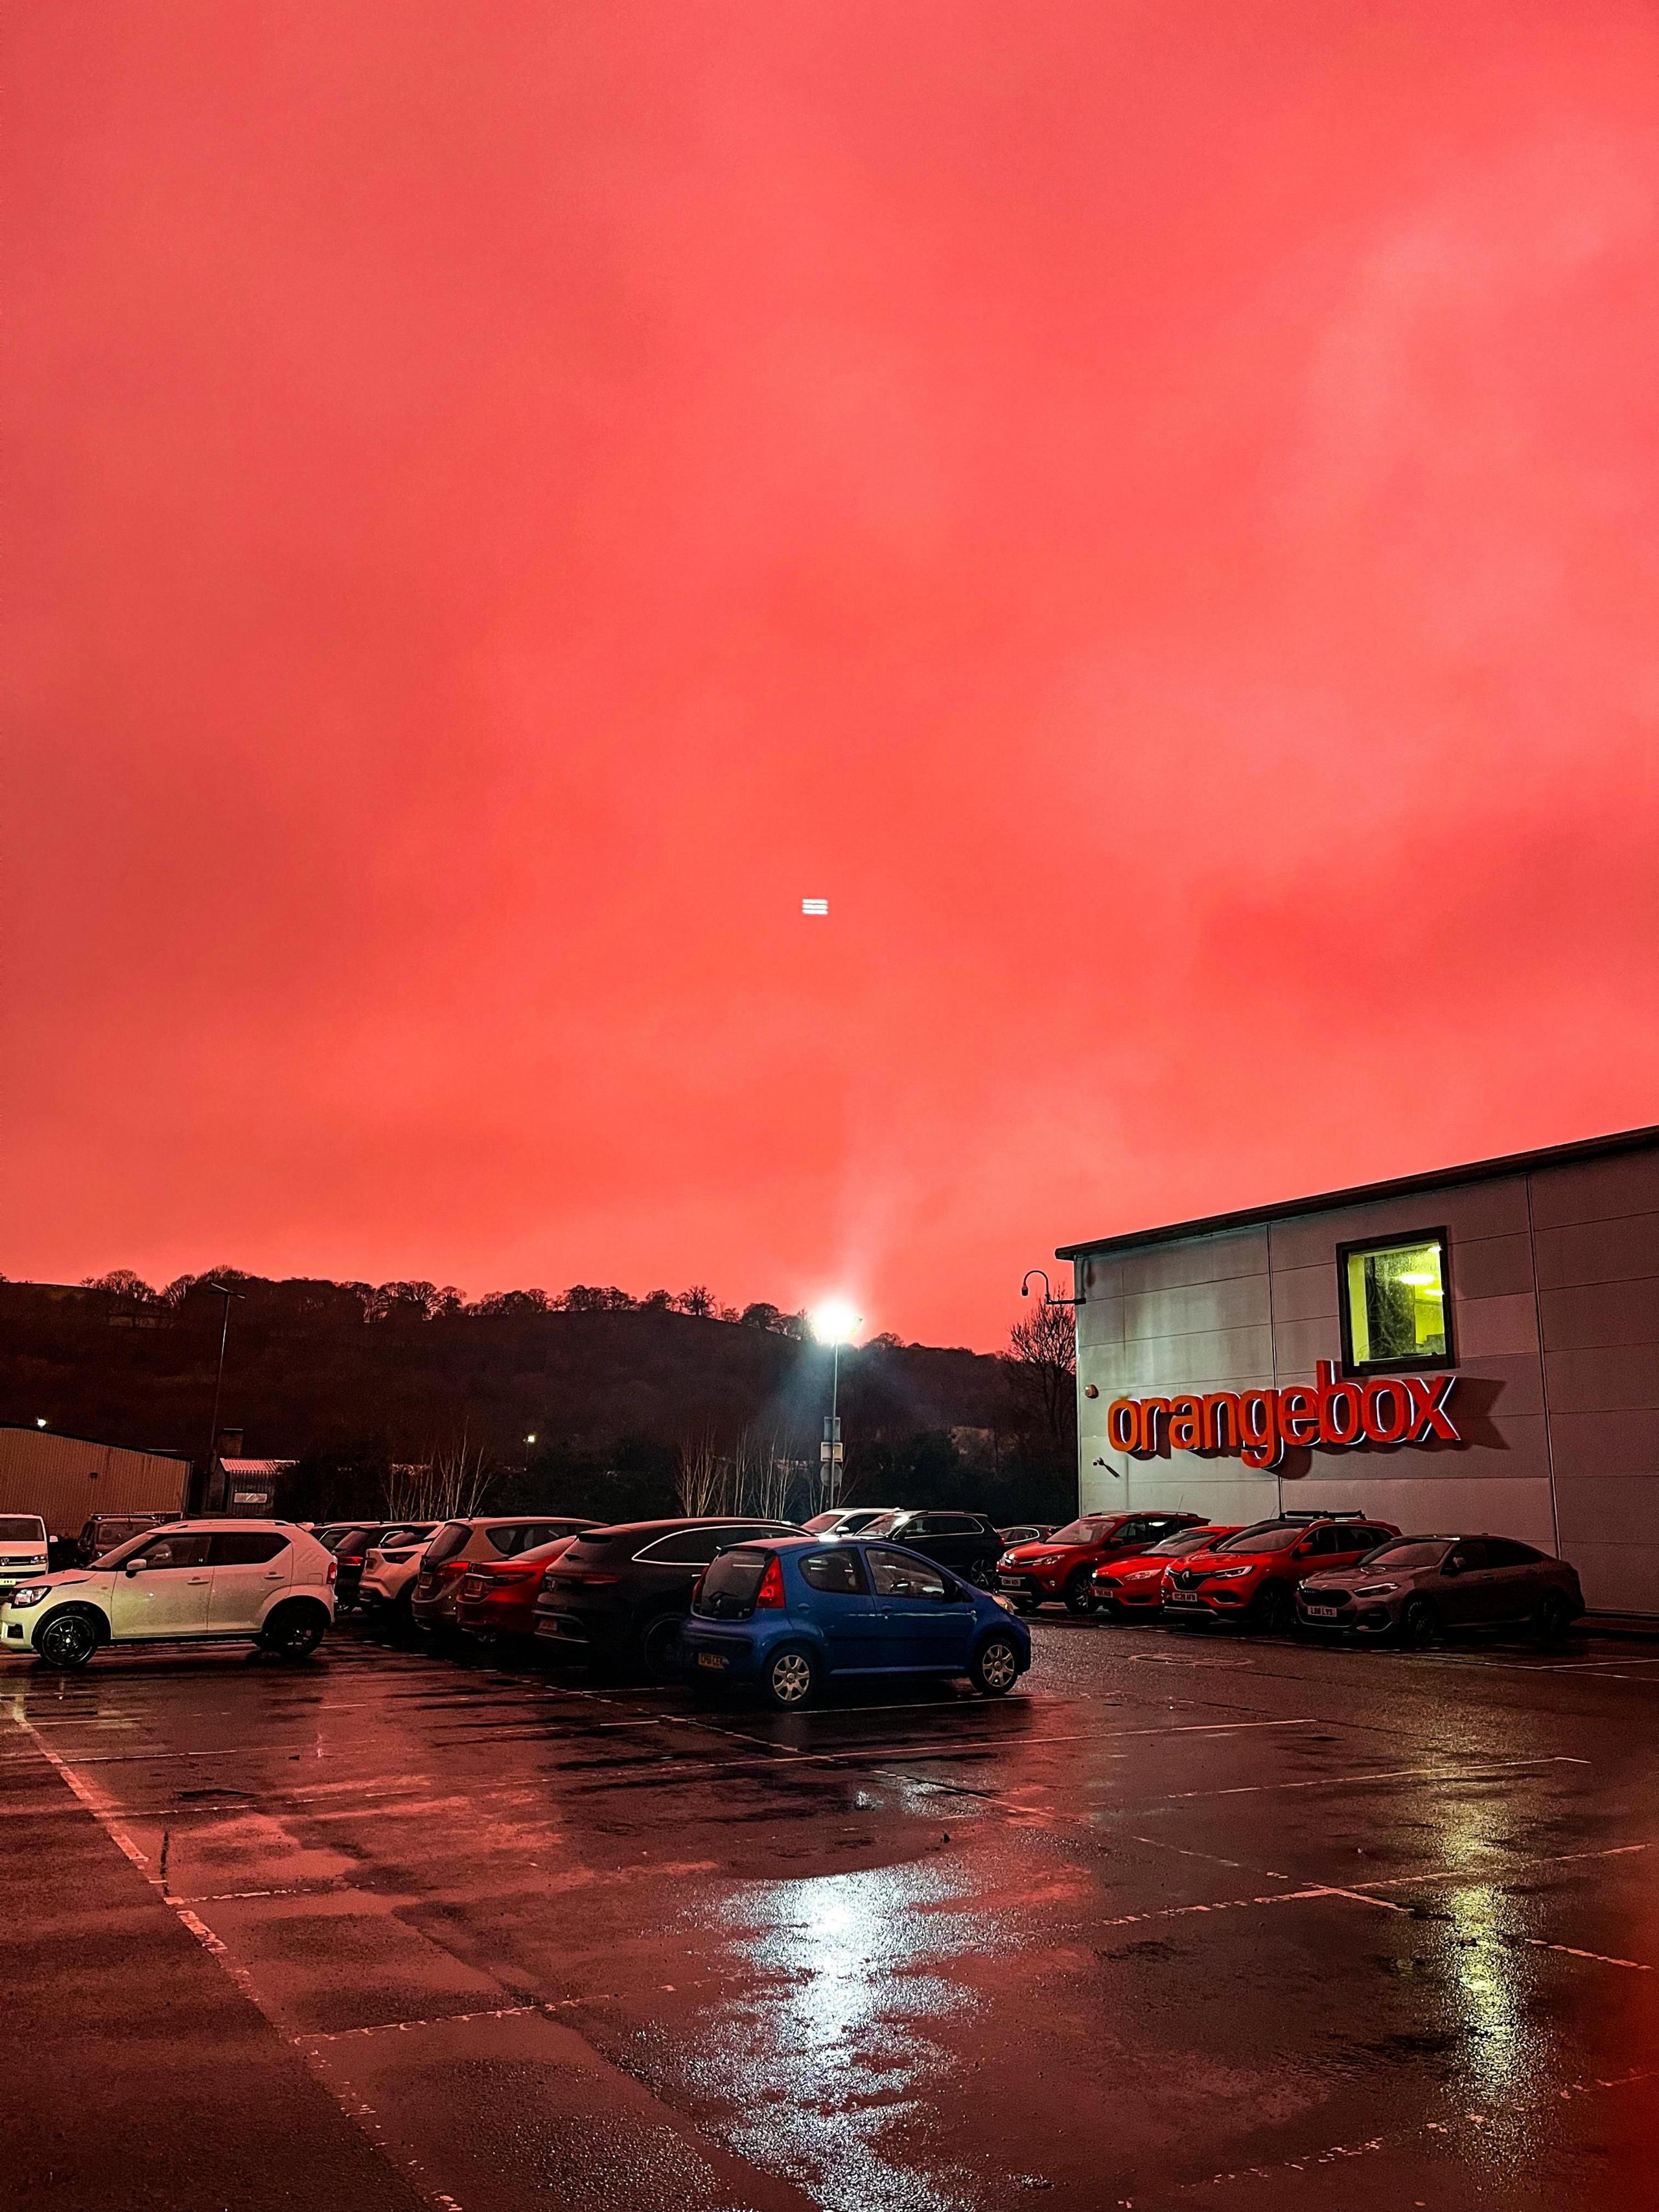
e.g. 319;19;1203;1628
200;1280;246;1511
809;1300;861;1509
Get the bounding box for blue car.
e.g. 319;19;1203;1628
682;1533;1032;1709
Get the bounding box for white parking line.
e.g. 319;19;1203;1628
1162;1753;1588;1802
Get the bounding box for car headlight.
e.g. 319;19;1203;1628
1122;1568;1159;1581
1030;1554;1063;1568
990;1592;1017;1614
8;1585;52;1608
1354;1581;1400;1598
1205;1565;1257;1581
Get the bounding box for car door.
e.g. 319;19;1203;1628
1479;1539;1543;1623
1443;1539;1498;1624
207;1530;292;1631
865;1544;976;1669
796;1547;881;1670
107;1530;214;1638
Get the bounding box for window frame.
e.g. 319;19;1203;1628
1336;1226;1456;1377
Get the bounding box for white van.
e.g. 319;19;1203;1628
0;1515;51;1594
1;1520;336;1669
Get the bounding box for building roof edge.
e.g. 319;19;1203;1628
1056;1121;1659;1263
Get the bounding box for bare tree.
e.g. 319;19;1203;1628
734;1426;796;1520
675;1432;731;1516
384;1429;496;1521
1006;1299;1077;1441
82;1269;157;1301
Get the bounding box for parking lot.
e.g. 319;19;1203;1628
8;1613;1659;2211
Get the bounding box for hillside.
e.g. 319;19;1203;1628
0;1275;1075;1526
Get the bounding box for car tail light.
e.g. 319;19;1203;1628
556;1570;620;1585
437;1558;470;1580
756;1555;785;1610
326;1559;338;1584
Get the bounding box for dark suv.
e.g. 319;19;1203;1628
853;1511;1004;1588
533;1517;801;1678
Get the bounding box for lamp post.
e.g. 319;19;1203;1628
200;1280;245;1511
809;1300;861;1509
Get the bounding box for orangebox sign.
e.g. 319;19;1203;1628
1106;1360;1459;1472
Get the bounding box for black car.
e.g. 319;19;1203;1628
532;1517;800;1679
329;1522;437;1609
853;1510;1003;1588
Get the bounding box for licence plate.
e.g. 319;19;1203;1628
1168;1589;1201;1604
1304;1605;1340;1619
695;1651;728;1671
535;1618;563;1638
998;1576;1025;1589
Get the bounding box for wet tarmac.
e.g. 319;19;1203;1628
6;1612;1659;2211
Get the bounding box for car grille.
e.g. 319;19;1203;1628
1170;1569;1204;1589
1307;1589;1351;1607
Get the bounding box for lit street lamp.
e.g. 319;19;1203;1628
809;1300;861;1509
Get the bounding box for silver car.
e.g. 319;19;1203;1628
1297;1533;1583;1644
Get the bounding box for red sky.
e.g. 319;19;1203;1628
7;3;1659;1348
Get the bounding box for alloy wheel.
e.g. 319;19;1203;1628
979;1638;1018;1691
769;1651;813;1707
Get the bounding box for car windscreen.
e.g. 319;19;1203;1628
1360;1539;1452;1570
378;1526;432;1549
1144;1529;1216;1557
0;1517;47;1543
1212;1523;1304;1554
697;1550;769;1615
95;1526;182;1566
1046;1518;1117;1546
800;1513;841;1533
422;1522;473;1565
855;1512;902;1536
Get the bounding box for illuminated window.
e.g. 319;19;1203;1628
1338;1231;1452;1372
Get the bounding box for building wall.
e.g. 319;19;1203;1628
0;1427;190;1537
1074;1142;1659;1616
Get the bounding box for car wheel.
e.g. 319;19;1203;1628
971;1633;1021;1696
1252;1583;1294;1634
35;1607;102;1670
1063;1573;1096;1616
259;1602;328;1660
1397;1596;1438;1647
638;1612;686;1685
1535;1593;1574;1642
762;1646;817;1710
966;1559;993;1590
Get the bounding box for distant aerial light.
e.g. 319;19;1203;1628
525;1433;537;1445
801;898;828;916
35;1417;48;1428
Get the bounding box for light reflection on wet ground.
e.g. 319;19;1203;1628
7;1614;1659;2209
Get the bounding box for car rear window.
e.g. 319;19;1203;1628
1047;1518;1119;1546
423;1522;473;1565
698;1550;770;1613
487;1523;556;1556
0;1517;47;1543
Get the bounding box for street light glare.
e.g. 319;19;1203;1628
810;1299;861;1346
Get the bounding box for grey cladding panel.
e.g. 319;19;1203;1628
1452;1294;1540;1361
1104;1229;1270;1298
1552;1473;1659;1542
1533;1213;1659;1291
1544;1344;1659;1416
1266;1178;1529;1272
1539;1278;1659;1353
1449;1233;1537;1301
1266;1263;1338;1323
1529;1150;1659;1231
1548;1410;1659;1480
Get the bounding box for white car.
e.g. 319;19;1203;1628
358;1528;436;1617
0;1515;51;1595
1;1519;337;1670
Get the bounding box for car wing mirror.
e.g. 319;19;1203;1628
123;1557;145;1576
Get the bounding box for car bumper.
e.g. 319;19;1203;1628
1295;1594;1396;1634
455;1596;536;1636
680;1625;765;1681
1100;1583;1164;1609
996;1573;1063;1603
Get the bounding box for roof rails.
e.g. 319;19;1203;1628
1279;1509;1365;1523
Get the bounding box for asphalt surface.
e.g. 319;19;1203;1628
6;1612;1659;2211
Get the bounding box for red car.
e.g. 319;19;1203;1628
997;1510;1209;1614
455;1534;583;1642
1161;1511;1400;1632
1091;1524;1240;1618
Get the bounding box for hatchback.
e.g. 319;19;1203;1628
1;1520;336;1669
412;1517;596;1633
1091;1525;1240;1617
329;1522;436;1609
683;1535;1032;1708
1297;1533;1584;1643
454;1532;585;1642
852;1510;1004;1587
